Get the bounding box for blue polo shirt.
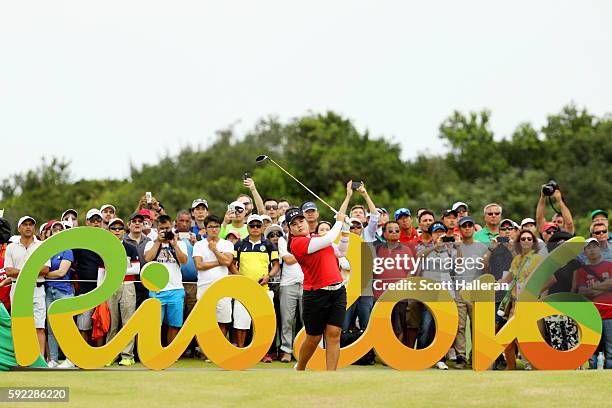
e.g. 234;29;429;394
46;250;74;294
180;238;198;282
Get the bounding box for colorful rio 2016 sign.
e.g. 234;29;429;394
12;228;601;371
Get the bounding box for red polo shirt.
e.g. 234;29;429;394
399;227;419;244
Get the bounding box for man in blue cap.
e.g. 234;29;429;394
395;208;418;243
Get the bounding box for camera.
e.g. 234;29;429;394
244;172;251;180
163;231;175;241
497;236;510;244
351;181;362;190
542;180;559;197
442;236;455;243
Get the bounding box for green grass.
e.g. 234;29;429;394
2;359;610;408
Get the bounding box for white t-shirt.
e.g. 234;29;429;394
5;239;51;300
192;238;235;293
277;237;304;286
144;240;187;291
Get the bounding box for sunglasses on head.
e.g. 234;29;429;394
265;205;278;210
248;223;262;228
520;236;533;242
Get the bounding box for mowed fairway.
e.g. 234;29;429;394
3;360;611;408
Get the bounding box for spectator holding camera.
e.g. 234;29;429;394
220;201;248;240
144;215;188;344
536;181;575;235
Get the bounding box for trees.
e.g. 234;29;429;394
0;105;609;235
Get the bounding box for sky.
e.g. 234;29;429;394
1;1;611;181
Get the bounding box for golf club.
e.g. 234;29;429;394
255;155;338;214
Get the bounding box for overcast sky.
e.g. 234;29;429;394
1;1;611;181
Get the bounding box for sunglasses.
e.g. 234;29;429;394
265;205;278;210
350;225;362;230
460;223;474;228
248;223;262;228
52;227;64;233
89;217;103;223
486;212;501;216
544;228;558;234
235;208;245;214
520;237;533;242
500;227;513;231
386;229;400;234
592;230;607;236
268;232;282;238
110;226;124;231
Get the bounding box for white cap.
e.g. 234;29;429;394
520;218;536;227
246;214;263;224
86;208;103;220
264;224;283;238
17;216;36;229
261;215;272;222
108;217;125;227
100;204;116;213
61;209;78;220
230;200;246;210
452;201;469;212
584;237;599;248
39;224;46;234
349;218;363;226
191;199;208;209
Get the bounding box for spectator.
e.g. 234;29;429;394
451;202;482;232
276;221;304;363
591;210;611;242
372;208;389;237
261;215;273;230
350;205;367;224
474;203;502;243
575;238;612;369
237;194;255;217
454;216;487;368
105;218;140;366
301;202;320;234
144;215;188;345
278;199;291;217
520;218;550;256
395;208;418;243
139;209;158;242
192;215;234;337
417;210;435;244
0;217;12;312
4;216;50;358
60;209;79;227
539;221;560;244
353;182;380;243
242;177;266;215
220;201;248;240
233;214;280;358
416;221;459;369
441;209;459;238
123;212;153;307
43;221;74;368
190;199;209;241
176;209;198;356
536;184;575;234
100;204;116;229
589;222;612;262
499;229;543;370
264;199;280;224
225;230;241;245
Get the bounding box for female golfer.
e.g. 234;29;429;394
286;206;350;371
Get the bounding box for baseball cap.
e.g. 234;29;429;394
285;207;305;225
301;202;318;212
138;209;152;218
264;224;283;239
17;216;36;229
100;204;116;213
261;215;272;223
230;201;246;211
500;218;515;228
378;207;388;214
591;209;609;220
452;202;469;212
61;209;78;220
129;212;145;222
191;199;208;210
226;230;241;239
541;222;559;234
520;218;536;227
458;216;475;226
86;209;103;221
429;221;447;233
394;208;411;220
584;237;599;248
349;218;363;227
246;214;263;225
108;218;125;227
442;209;458;218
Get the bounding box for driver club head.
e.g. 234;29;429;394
255;155;269;163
